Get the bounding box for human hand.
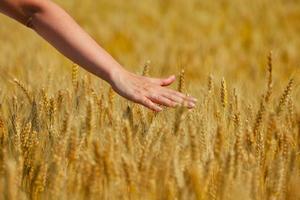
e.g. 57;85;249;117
109;69;197;112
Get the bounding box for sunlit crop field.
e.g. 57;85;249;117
0;0;300;199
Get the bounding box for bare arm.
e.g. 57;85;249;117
0;0;197;111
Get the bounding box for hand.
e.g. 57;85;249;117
109;69;197;112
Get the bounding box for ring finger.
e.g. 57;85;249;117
147;94;178;108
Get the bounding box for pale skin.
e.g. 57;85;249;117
0;0;197;112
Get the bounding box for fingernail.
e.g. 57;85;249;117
192;98;198;102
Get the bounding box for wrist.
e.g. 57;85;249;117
106;65;127;86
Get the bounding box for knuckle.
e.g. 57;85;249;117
166;101;173;107
151;94;159;101
141;98;151;106
173;91;181;96
134;89;143;97
157;96;163;102
179;93;186;98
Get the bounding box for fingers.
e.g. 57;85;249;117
131;74;197;111
146;86;197;109
161;93;183;105
137;96;163;112
148;75;176;86
147;94;178;108
160;75;176;86
161;88;197;108
133;89;197;112
163;93;195;108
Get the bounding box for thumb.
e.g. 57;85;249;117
160;75;176;86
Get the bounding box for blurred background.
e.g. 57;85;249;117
0;0;299;105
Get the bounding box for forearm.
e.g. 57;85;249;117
0;0;197;111
33;1;125;83
1;0;123;83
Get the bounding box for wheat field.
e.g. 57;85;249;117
0;0;300;199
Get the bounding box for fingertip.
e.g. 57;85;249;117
154;102;163;111
156;107;163;112
190;97;198;103
170;74;176;79
152;105;163;112
169;75;176;81
147;99;163;112
161;75;176;86
188;101;196;108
